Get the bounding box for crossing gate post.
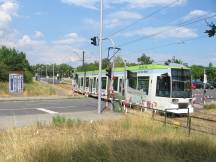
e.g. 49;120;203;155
187;108;190;127
152;108;155;120
188;116;192;136
164;109;167;127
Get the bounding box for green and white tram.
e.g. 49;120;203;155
74;64;193;114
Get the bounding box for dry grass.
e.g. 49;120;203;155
23;81;56;96
0;114;216;162
0;82;9;96
204;104;216;110
0;81;56;97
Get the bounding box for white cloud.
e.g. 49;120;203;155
0;0;18;30
53;32;86;45
183;10;209;21
105;11;143;28
83;11;143;29
0;31;88;64
61;0;98;10
123;26;197;38
61;0;186;9
111;0;187;8
34;31;44;39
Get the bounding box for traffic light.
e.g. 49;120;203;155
91;36;98;46
106;67;112;79
200;75;204;82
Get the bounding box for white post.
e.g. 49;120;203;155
98;0;103;114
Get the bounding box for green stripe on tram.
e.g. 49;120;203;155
76;64;189;74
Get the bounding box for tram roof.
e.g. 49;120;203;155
76;64;189;74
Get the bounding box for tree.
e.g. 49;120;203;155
191;65;204;80
206;62;216;81
137;54;154;64
165;56;183;65
0;46;33;83
113;56;125;67
205;22;216;37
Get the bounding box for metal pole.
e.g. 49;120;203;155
98;0;103;114
53;64;54;85
46;65;48;78
83;51;85;93
164;109;167;127
124;59;127;99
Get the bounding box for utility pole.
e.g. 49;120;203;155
83;51;85;93
98;0;103;114
53;64;55;85
46;65;48;78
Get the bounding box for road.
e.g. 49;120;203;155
0;98;119;129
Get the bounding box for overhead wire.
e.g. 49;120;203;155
118;13;216;47
107;0;179;38
131;35;207;54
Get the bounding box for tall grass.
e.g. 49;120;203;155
0;81;56;96
0;114;215;162
0;82;9;96
204;104;216;110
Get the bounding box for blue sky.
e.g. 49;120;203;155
0;0;215;66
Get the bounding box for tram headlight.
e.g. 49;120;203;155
172;99;179;104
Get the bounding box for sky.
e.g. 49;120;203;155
0;0;216;66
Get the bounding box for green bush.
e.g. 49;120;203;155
204;104;216;109
24;70;33;83
52;115;66;126
52;115;81;127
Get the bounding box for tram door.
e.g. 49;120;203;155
119;78;124;96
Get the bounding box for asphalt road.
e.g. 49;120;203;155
0;98;117;129
0;98;105;117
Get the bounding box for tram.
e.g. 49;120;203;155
74;64;193;114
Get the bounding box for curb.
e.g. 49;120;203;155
0;96;85;102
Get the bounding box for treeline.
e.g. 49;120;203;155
76;54;216;81
0;46;33;83
31;64;74;79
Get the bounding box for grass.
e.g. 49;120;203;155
204;104;216;110
52;115;81;127
0;81;56;96
0;114;216;162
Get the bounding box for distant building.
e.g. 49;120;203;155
9;71;24;94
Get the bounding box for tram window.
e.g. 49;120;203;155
128;77;137;89
102;77;107;89
93;77;96;88
81;78;83;86
86;77;89;87
113;77;118;91
78;78;80;87
138;76;149;95
119;79;122;92
156;76;170;97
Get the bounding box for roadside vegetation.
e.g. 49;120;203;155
0;46;33;83
0;114;215;162
204;104;216;110
0;81;56;96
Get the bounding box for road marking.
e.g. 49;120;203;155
0;105;77;111
36;108;58;114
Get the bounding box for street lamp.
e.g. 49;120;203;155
98;0;104;114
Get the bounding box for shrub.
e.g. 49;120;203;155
52;115;81;127
204;104;216;109
24;70;33;83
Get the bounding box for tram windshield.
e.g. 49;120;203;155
171;69;192;98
